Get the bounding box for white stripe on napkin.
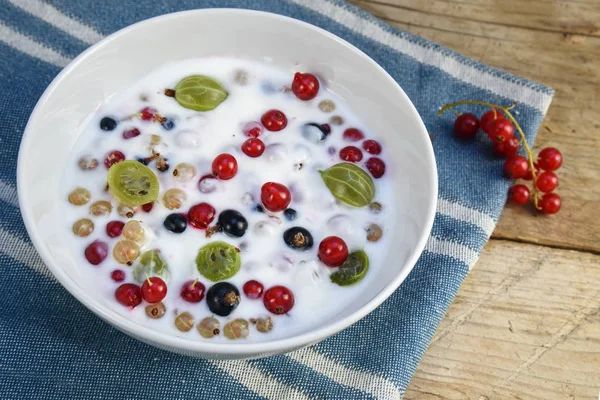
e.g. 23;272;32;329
0;22;69;67
288;348;401;399
288;0;553;114
425;235;479;269
8;0;103;45
437;197;496;238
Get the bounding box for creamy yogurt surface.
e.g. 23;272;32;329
60;57;395;342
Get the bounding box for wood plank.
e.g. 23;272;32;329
349;0;600;253
405;239;600;399
350;0;600;36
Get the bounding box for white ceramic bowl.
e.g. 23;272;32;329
18;9;437;359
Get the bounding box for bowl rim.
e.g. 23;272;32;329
17;8;438;356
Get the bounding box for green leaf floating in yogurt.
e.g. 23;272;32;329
133;249;169;283
174;75;228;111
330;250;369;286
196;241;241;282
319;163;375;207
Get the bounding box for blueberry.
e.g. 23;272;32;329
163;213;187;233
100;117;117;131
283;208;297;221
302;123;330;143
255;204;264;213
218;209;248;238
206;282;240;316
161;118;175;130
283;227;313;250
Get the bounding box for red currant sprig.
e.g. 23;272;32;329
439;100;563;215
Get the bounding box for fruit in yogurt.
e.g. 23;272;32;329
243;280;264;299
180;279;205;303
365;157;386;179
223;319;249;340
197;317;220;338
133;249;169;282
107;160;159;206
283;227;314;251
212;153;238;180
320;163;375;207
206;282;241;316
163;213;187;233
241;138;265;158
261;182;291;212
100;117;117;131
261;109;287;132
141;276;168;303
188;202;216;229
85;240;108;265
104;150;126;169
196;241;241;282
217;210;248;238
115;283;142;307
291;72;320;101
339;146;363;162
330;250;369;286
263;286;294;315
318;236;348;267
174;75;228;111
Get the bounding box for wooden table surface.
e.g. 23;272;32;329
349;1;600;398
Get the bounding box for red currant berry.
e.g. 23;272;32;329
141;202;154;213
343;128;364;142
508;184;530;205
261;109;287;132
263;285;295;314
141;276;167;303
454;113;480;139
318;236;348;267
140;107;156;121
243;280;264;299
362;139;382;155
503;155;529;179
291;72;320;101
537;147;563;171
243;121;263;138
365;157;386;178
241;138;265;158
339;146;363;162
104;150;125;169
539;193;561;215
106;220;125;238
85;240;108;265
524;162;540;181
187;203;216;229
493;135;520;158
212;153;238;180
111;269;126;282
122;128;141;139
180;279;206;303
488;119;515;143
480;109;505;134
536;171;559;193
115;283;142;307
261;182;291;212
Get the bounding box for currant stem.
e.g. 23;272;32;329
439;100;540;209
146;273;152;286
190;278;199;290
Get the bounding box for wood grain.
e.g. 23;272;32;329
349;0;600;253
345;1;600;398
407;240;600;399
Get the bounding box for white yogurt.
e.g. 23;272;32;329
60;57;396;342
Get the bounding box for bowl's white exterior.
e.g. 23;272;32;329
17;9;437;359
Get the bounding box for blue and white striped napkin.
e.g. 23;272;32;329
0;0;553;398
